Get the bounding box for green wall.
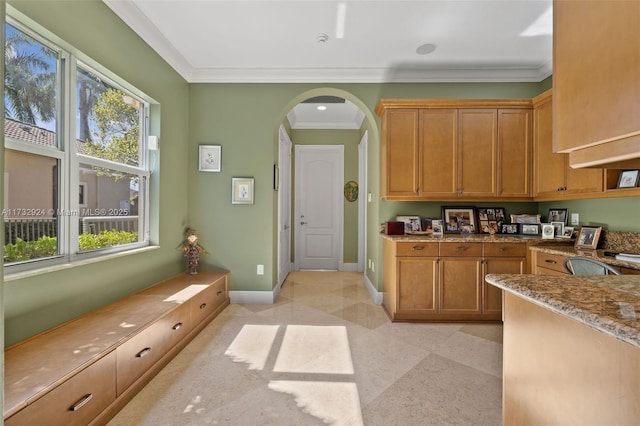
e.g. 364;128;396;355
4;0;191;345
3;3;638;348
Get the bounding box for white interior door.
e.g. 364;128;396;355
278;126;292;286
295;145;344;270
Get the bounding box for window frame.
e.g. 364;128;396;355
4;9;154;274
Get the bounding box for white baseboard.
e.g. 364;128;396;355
342;263;359;272
230;271;383;305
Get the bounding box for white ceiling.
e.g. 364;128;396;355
104;0;553;128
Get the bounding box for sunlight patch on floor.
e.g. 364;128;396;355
268;381;363;426
224;324;280;370
274;325;354;374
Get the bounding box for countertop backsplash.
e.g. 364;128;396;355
600;231;640;254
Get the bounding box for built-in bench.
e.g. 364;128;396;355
4;270;229;425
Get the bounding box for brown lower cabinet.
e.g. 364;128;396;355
383;239;525;321
4;270;230;425
533;250;640;276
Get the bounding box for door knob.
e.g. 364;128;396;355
300;221;307;225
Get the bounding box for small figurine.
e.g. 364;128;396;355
177;227;207;274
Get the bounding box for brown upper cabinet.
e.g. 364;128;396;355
553;0;640;169
533;90;604;200
376;99;532;201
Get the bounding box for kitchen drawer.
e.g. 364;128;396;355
5;351;116;426
484;242;527;258
158;302;193;350
535;252;567;274
439;242;482;257
192;276;228;325
116;317;172;395
396;242;438;257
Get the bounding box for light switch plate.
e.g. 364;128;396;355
571;213;579;225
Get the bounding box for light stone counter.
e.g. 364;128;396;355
486;273;640;348
380;233;566;243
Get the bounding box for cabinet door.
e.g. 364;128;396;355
397;257;438;314
458;109;497;197
483;258;524;318
419;109;457;197
534;93;566;197
565;166;604;195
382;109;419;197
439;258;482;315
498;109;532;198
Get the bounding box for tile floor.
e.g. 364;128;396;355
108;271;503;426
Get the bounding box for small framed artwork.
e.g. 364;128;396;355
477;207;506;234
541;223;555;239
519;223;541;236
617;170;640;189
551;221;564;237
561;226;575;239
548;208;568;225
396;215;421;233
510;214;541;224
575;226;602;250
199;145;221;172
432;219;444;237
231;177;255;205
442;206;477;234
501;223;519;235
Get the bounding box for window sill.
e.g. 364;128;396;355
4;245;160;282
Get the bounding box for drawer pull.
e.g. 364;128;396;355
217;290;223;296
456;247;468;252
200;303;207;310
545;259;557;265
172;322;183;330
412;245;425;251
136;347;152;358
69;393;93;411
499;247;509;252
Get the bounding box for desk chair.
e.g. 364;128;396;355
563;256;621;275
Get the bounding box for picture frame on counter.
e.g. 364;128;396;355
548;208;568;225
501;223;519;234
432;219;444;237
442;206;477;234
551;221;564;237
561;226;575;239
477;207;506;234
510;213;541;224
541;223;555;239
519;223;541;236
575;226;602;249
617;169;640;189
396;215;421;233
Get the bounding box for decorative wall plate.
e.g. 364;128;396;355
344;180;358;202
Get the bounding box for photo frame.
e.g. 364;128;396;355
551;221;564;237
476;207;506;234
541;223;555;239
617;170;640;189
442;206;477;234
561;226;575;239
501;223;519;235
575;226;602;249
519;223;541;236
510;214;541;224
432;219;444;237
199;145;221;172
548;208;568;225
231;177;254;205
396;215;421;233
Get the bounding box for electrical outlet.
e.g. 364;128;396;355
368;259;371;269
368;192;372;202
571;213;579;225
257;264;264;275
371;261;375;272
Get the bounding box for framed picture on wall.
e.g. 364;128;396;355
199;145;222;172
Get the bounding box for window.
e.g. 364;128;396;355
4;16;152;271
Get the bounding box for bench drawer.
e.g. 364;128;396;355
192;276;228;325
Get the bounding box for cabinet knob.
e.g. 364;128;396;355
200;303;207;310
456;247;468;252
412;245;425;251
499;247;509;252
136;347;152;358
545;259;557;264
172;322;183;330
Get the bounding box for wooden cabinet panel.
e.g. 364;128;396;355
483;257;525;319
5;351;116;426
483;242;527;258
439;242;482;257
396;241;438;257
439;258;482;315
498;109;532;197
458;109;497;197
397;257;438;314
534;252;567;275
382;109;419;196
554;0;640;156
419;109;457;197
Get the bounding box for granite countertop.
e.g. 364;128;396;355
486;273;640;348
531;245;640;271
380;233;569;243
